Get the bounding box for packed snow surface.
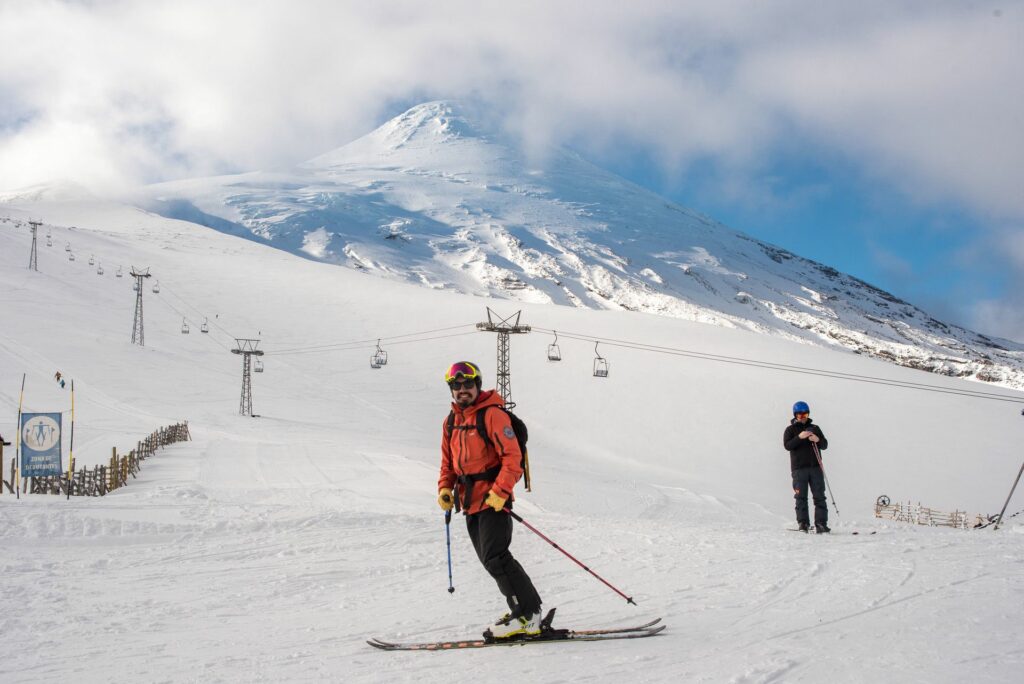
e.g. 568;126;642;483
1;200;1023;683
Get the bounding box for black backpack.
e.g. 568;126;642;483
446;406;531;492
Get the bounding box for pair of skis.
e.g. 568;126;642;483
788;528;877;535
367;609;664;651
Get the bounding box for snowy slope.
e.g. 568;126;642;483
126;101;1024;390
1;207;1024;683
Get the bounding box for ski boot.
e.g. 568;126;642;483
484;609;544;641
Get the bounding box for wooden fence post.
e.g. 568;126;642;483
8;421;193;499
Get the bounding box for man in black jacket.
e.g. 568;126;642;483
783;401;830;533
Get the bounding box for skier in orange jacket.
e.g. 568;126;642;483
437;361;543;639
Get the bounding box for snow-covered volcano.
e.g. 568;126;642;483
137;101;1024;388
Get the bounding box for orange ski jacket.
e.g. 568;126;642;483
438;390;524;515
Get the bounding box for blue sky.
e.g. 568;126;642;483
604;149;1006;333
1;1;1021;340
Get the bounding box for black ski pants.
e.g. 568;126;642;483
792;466;827;526
466;507;542;617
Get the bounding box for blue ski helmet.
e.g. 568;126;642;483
792;401;810;415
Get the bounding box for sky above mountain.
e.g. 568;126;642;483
1;1;1021;341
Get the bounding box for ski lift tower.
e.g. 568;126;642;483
232;339;264;417
130;267;152;345
476;308;530;410
28;219;41;271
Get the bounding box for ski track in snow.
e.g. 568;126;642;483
1;208;1023;683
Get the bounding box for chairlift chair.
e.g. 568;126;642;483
46;237;52;247
133;281;139;291
97;264;104;275
152;281;160;293
200;317;209;333
68;252;75;262
372;339;388;367
64;242;71;252
254;359;264;373
370;355;381;369
593;342;609;378
547;331;562;362
181;318;190;334
116;267;123;278
88;255;95;265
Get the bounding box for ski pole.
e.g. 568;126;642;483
444;510;455;593
994;410;1024;530
503;508;636;605
812;442;839;516
993;461;1024;531
66;379;75;501
15;373;25;500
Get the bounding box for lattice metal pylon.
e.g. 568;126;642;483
476;308;530;410
28;220;40;271
232;339;264;416
130;267;151;346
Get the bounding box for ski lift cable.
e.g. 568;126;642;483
158;283;237;340
155;284;240;349
532;325;1020;398
265;323;478;356
150;294;233;352
560;332;1024;404
266;330;479;357
43;231;235;346
269;330;479;357
532;326;1024;405
550;329;1023;404
269;323;477;354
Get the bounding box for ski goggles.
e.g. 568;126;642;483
444;361;480;384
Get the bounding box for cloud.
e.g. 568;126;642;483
970;227;1024;341
868;241;916;283
0;1;1020;337
739;7;1024;221
1;2;1019;212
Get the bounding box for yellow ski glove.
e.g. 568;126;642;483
438;488;454;512
484;489;507;512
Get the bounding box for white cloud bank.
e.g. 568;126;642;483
1;0;1021;333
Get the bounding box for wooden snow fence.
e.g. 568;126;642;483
874;498;986;530
3;421;191;497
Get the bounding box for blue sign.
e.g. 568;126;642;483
20;412;63;477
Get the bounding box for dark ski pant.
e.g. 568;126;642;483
466;507;542;618
792;467;827;526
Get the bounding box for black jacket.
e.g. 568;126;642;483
783;419;828;470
